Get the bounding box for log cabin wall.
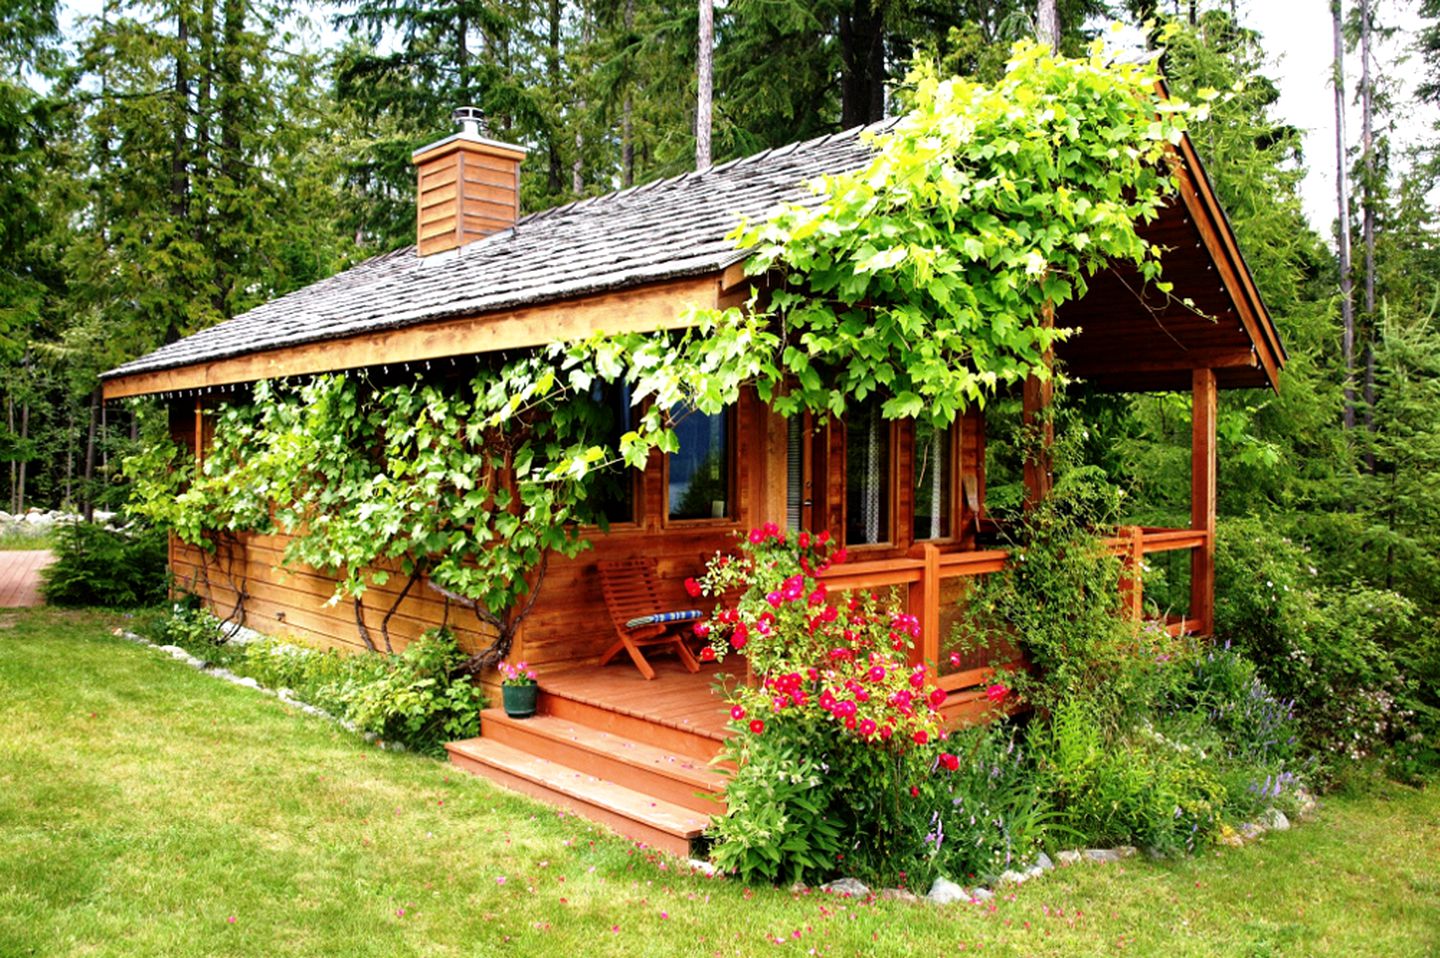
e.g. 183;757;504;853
166;390;990;676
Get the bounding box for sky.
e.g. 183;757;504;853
59;0;1437;239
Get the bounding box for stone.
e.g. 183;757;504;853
1259;808;1291;831
1082;848;1124;864
969;887;994;902
879;888;919;903
1294;788;1318;820
1032;852;1054;872
1217;828;1245;847
1055;850;1082;866
925;877;969;905
998;869;1029;885
1114;845;1138;859
1238;822;1265;841
1023;865;1046;881
819;877;871;898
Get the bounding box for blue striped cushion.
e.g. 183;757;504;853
624;610;704;629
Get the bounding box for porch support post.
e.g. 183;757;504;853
1022;301;1055;507
1190;368;1218;636
1118;525;1144;620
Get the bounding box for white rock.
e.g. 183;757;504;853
1082;848;1124;864
689;859;719;877
998;869;1029;885
1033;852;1054;872
926;877;970;905
969;887;994;902
1114;845;1138;859
1259;808;1291;831
1024;865;1046;881
1055;850;1082;866
1238;822;1265;841
819;877;871;898
879;888;919;903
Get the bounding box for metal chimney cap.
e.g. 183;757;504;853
453;106;486;136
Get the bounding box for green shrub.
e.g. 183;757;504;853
136;608;483;757
327;628;484;756
1215;517;1427;768
40;521;168;608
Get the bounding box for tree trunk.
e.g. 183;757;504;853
6;396;14;513
82;388;98;523
696;0;713;168
16;402;27;514
170;1;190;223
622;0;634;187
1036;0;1061;51
64;405;75;509
1359;0;1377;457
839;0;885;128
1333;0;1356;431
546;0;563;194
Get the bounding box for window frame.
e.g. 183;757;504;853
840;402;900;552
661;404;739;528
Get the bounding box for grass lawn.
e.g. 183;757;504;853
0;530;54;551
1;609;1436;957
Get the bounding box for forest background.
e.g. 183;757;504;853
1;0;1437;758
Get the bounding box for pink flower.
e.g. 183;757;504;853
730;705;746;721
880;725;894;740
748;529;765;544
693;621;710;638
732;634;748;651
909;672;925;689
765;591;783;608
913;730;929;746
867;664;886;682
684;577;702;598
929;687;947;708
858;719;877;737
986;683;1009;703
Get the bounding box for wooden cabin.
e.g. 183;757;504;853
101;110;1285;856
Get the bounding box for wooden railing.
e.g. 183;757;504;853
818;526;1210;694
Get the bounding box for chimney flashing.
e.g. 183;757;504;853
410;131;529;163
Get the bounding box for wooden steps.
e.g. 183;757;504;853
446;738;714;857
446;672;730;859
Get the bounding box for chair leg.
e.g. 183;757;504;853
672;634;700;673
599;635;658;680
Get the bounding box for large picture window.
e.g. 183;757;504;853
913;420;953;541
668;407;730;521
845;398;891;545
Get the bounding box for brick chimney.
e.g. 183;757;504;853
412;107;528;256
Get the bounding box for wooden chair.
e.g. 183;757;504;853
596;558;703;680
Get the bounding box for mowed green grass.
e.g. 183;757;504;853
0;608;1436;958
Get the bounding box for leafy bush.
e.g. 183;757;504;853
331;629;484;755
925;723;1049;882
697;526;972;888
1215;517;1430;769
40;521;168;607
136;607;482;757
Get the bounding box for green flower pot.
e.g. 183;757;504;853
502;683;538;718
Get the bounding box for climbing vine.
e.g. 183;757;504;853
127;41;1208;664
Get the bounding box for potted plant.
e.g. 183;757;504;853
498;660;539;718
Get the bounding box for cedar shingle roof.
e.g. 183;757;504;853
103;122;894;381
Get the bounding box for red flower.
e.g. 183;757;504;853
913;730;929;746
684;577;702;598
986;683;1009;703
732;634;748;651
938;752;960;772
832;548;848;565
880;725;894;740
699;647;715;662
730;705;746;721
748;529;765;544
693;621;710;638
818;530;831;544
928;687;947;708
749;719;765;734
858;718;877;737
909;786;920;798
798;532;810;549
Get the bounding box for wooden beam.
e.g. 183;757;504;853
1065;347;1257;379
1022;301;1055;506
102;276;722;400
1170;141;1283;392
1190;367;1218;636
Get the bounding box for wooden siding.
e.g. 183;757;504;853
169;388;993;679
415;140;524;256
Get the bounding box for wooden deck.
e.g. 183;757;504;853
0;550;54;608
538;658;736;741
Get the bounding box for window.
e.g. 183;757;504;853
913;420;953;541
668;407;730;521
786;414;804;531
588;382;638;525
845;398;891;545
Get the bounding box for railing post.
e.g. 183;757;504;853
1118;525;1144;620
